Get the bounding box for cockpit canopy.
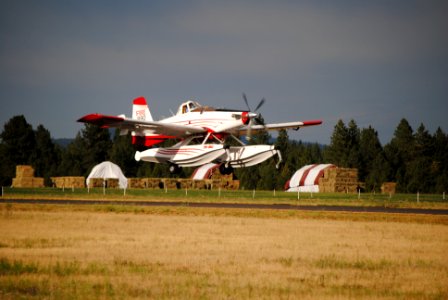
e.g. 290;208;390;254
176;100;201;115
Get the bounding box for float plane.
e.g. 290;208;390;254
78;95;322;174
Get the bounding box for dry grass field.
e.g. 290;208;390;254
0;204;447;299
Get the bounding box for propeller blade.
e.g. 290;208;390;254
254;98;265;112
241;93;267;141
242;93;251;111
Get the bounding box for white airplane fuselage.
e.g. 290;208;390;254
78;97;321;172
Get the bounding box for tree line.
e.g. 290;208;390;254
0;115;447;193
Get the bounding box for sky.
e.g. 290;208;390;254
1;0;447;145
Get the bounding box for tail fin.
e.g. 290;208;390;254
132;96;153;121
131;96;170;148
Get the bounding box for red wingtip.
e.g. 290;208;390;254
133;96;147;105
302;120;323;126
77;114;124;126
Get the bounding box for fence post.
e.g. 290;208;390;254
417;191;419;203
252;189;255;199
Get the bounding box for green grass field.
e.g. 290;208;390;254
2;187;448;209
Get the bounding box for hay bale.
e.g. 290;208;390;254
178;179;194;189
105;178;119;188
318;167;358;193
15;165;34;178
12;165;44;187
147;178;164;189
381;182;396;194
12;177;44;188
51;177;85;188
163;179;178;189
193;180;210;190
32;178;45;188
128;178;143;189
88;178;104;188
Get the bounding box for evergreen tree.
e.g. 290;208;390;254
0;115;36;185
384;119;414;192
58;133;87;176
407;124;435;192
58;125;112;177
0;115;35;165
81;124;112;169
346;120;360;168
325;119;360;168
358;126;388;190
325;120;348;166
0;143;13;186
433;127;448;193
109;130;140;177
33;125;60;185
274;129;290;189
275;129;289;154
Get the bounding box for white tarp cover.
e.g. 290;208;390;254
191;163;219;180
86;161;128;189
286;164;335;192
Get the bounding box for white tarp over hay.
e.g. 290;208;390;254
286;164;335;192
86;161;128;189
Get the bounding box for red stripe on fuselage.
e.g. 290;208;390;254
132;135;176;147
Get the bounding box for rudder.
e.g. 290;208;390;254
132;96;153;121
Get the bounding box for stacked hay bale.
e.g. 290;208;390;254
51;177;85;188
146;178;164;189
127;178;165;189
193;180;212;190
105;179;119;188
318;168;359;193
87;178;104;188
208;172;239;190
12;165;44;188
127;178;143;189
126;176;240;190
381;182;396;194
177;179;194;189
87;178;120;188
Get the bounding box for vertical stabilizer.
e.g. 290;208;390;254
131;96;170;148
132;96;153;121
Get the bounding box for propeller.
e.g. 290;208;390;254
242;93;266;141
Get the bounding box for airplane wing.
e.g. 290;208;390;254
234;120;322;135
77;113;206;137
